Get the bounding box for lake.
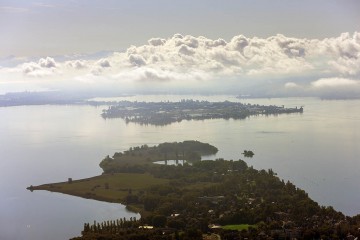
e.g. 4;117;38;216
0;96;359;239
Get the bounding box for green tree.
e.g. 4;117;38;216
152;215;167;227
242;150;254;158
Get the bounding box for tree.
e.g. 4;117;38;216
143;195;159;211
152;215;166;227
184;228;202;240
242;150;254;158
167;219;185;230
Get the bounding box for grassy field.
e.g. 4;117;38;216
221;224;257;231
31;173;168;205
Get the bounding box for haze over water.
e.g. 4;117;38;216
0;95;359;240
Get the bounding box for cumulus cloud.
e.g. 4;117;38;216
66;60;87;69
311;78;359;88
38;57;57;68
310;77;360;99
328;56;360;75
1;32;360;97
118;31;359;80
128;54;146;67
178;45;195;55
174;35;199;48
97;58;111;68
148;38;166;46
204;38;227;48
21;57;57;77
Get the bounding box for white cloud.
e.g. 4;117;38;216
178;45;195;55
309;77;360;99
21;57;57;77
39;57;57;68
1;32;360;97
204;38;227;48
65;60;87;69
128;54;146;67
97;58;111;68
311;78;359;88
285;82;300;88
328;55;360;76
148;38;166;46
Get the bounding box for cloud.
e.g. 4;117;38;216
114;67;210;83
311;78;359;88
128;54;146;67
65;60;87;69
1;32;360;97
310;77;360;99
21;57;57;77
285;82;300;89
204;38;227;48
328;55;360;76
97;58;111;68
178;45;195;55
39;57;57;68
174;35;199;48
148;38;166;46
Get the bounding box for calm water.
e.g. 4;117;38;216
0;96;359;239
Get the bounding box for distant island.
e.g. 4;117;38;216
0;92;304;127
0;91;128;107
0;91;89;106
28;141;360;240
0;91;357;108
101;100;303;125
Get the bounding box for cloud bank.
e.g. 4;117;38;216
1;32;360;98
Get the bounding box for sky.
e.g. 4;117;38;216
0;0;360;97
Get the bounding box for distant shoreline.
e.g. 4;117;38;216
1;91;358;108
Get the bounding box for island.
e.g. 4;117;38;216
101;100;304;125
28;141;360;240
0;91;90;106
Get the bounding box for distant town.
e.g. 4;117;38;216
101;100;303;125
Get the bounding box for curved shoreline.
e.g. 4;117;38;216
27;172;168;216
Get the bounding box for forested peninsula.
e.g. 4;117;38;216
28;141;360;239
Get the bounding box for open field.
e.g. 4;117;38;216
30;173;169;204
221;224;257;231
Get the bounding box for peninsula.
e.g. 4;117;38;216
28;141;360;240
101;100;303;125
28;141;218;206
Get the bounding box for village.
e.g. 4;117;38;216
101;100;304;125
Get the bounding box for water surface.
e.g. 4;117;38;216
1;96;359;239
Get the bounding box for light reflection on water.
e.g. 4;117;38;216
1;96;360;239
